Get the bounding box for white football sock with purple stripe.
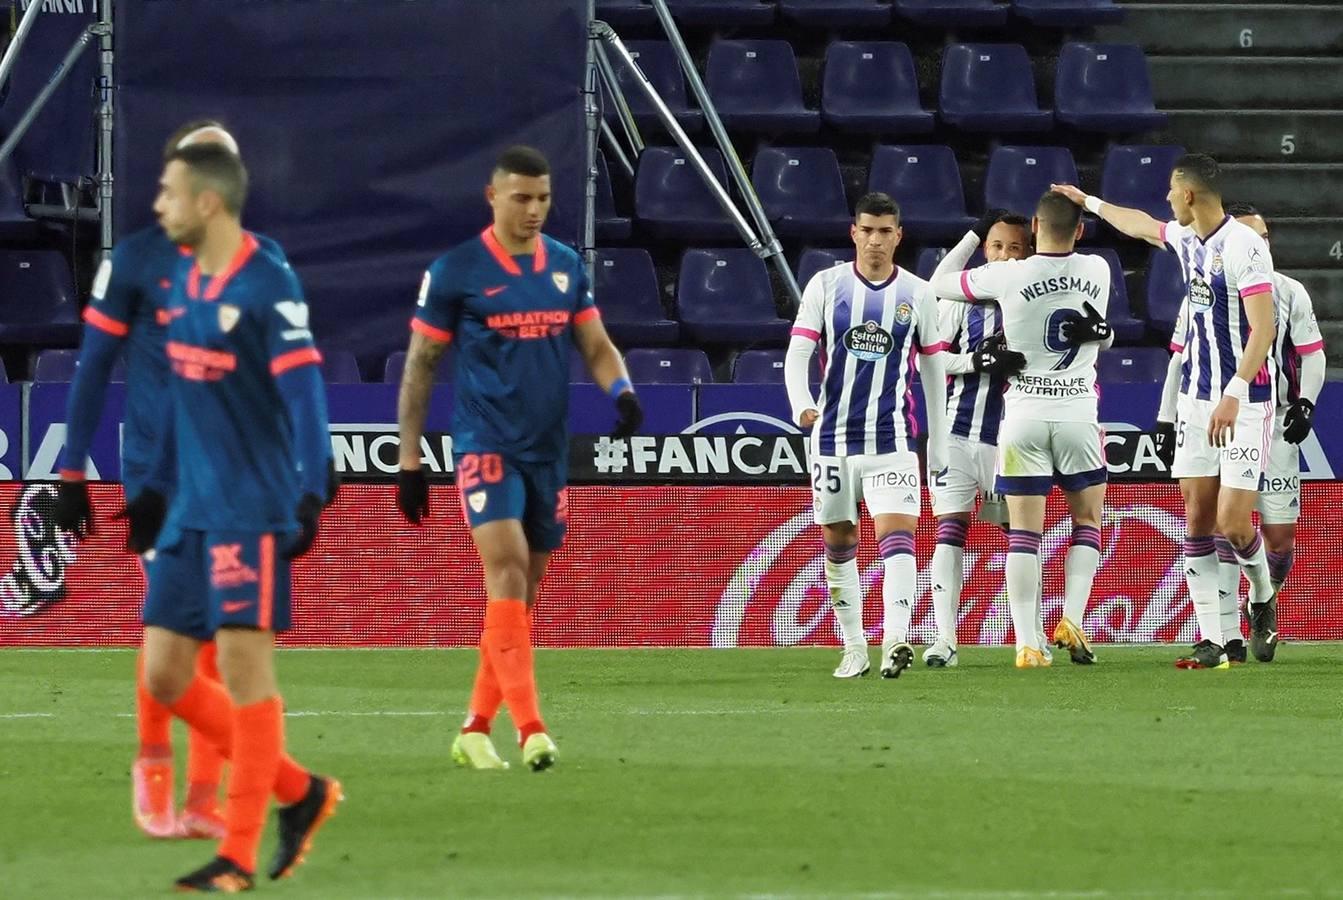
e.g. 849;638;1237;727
1184;535;1221;644
1235;531;1274;607
1006;529;1042;651
930;519;968;648
1063;524;1101;627
879;531;916;647
824;541;865;651
1214;534;1243;645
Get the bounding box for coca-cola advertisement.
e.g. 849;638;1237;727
1;482;1338;647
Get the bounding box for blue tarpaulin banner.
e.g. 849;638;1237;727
113;0;590;371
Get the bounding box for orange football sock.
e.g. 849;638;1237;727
463;650;503;734
481;599;544;743
218;697;283;874
136;651;172;759
185;642;226;802
169;675;310;806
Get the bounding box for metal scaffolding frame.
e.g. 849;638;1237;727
584;0;802;311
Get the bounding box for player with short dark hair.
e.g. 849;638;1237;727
397;145;641;771
924;208;1032;667
785;192;949;679
1053;151;1279;670
139;142;342;891
53;122;295;841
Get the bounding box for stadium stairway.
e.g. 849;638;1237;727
1103;1;1343;364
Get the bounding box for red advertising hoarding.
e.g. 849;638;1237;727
1;483;1337;648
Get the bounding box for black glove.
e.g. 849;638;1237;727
398;468;429;524
611;390;643;439
1059;301;1112;347
972;207;1011;241
1283;397;1315;445
972;333;1026;376
1154;420;1176;469
52;479;93;538
115;488;167;555
283;492;323;560
324;457;340;508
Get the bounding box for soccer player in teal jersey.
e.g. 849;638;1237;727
141;143;341;891
396;146;641;772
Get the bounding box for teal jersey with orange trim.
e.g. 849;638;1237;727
158;232;329;537
411;228;596;462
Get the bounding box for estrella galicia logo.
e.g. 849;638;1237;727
1188;277;1214;311
0;485;77;617
843;320;894;361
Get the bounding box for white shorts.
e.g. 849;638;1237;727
1257;409;1300;524
810;450;922;524
930;435;1007;525
1171;394;1273;492
995;418;1107;496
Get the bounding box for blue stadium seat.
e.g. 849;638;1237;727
914;246;985;281
625;347;714;384
595;151;632;242
1055;43;1167;134
1012;0;1123;26
33;348;125;383
608;41;703;135
732;349;788;384
1100;145;1184;223
894;0;1009;27
1080;249;1144;344
1098;347;1169;384
752;147;851;241
676;248;791;345
705;40;819;135
940;44;1052;133
665;0;776;25
796;247;854;288
983;146;1079;219
781;0;890;28
821;42;935;136
634;146;737;240
320;350;362;384
593;248;680;345
868;145;974;242
0;250;80;345
383;350;452;385
1146;248;1186;337
595;0;658;27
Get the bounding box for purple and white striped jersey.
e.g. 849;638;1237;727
791;263;945;457
938;300;1005;446
1161;217;1276;404
1170;270;1323;409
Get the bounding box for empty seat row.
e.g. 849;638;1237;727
604;40;1162;139
597;0;1122;29
609;143;1185;244
32;347;365;384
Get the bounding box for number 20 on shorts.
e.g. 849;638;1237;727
457;453;503;491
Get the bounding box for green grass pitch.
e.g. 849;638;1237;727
2;646;1342;898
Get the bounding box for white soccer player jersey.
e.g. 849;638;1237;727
938;300;1005;446
1170;270;1323;410
933;252;1111;423
1161;216;1276;404
791;263;944;457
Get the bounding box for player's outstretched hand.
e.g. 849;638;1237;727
1283;397;1315;444
612;391;643;439
1154;420;1176;468
52;480;93;538
1050;184;1087;206
283;493;323;560
1059;301;1112;347
398;468;429;524
324;457;341;508
116;488;167;555
972;207;1011;241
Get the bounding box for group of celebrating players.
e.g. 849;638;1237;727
785;153;1323;680
43;112;1322;893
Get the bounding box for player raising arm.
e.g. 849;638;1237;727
397;146;640;772
785;191;948;680
932;192;1112;668
1054;155;1278;670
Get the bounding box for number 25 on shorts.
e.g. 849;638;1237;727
812;463;840;494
